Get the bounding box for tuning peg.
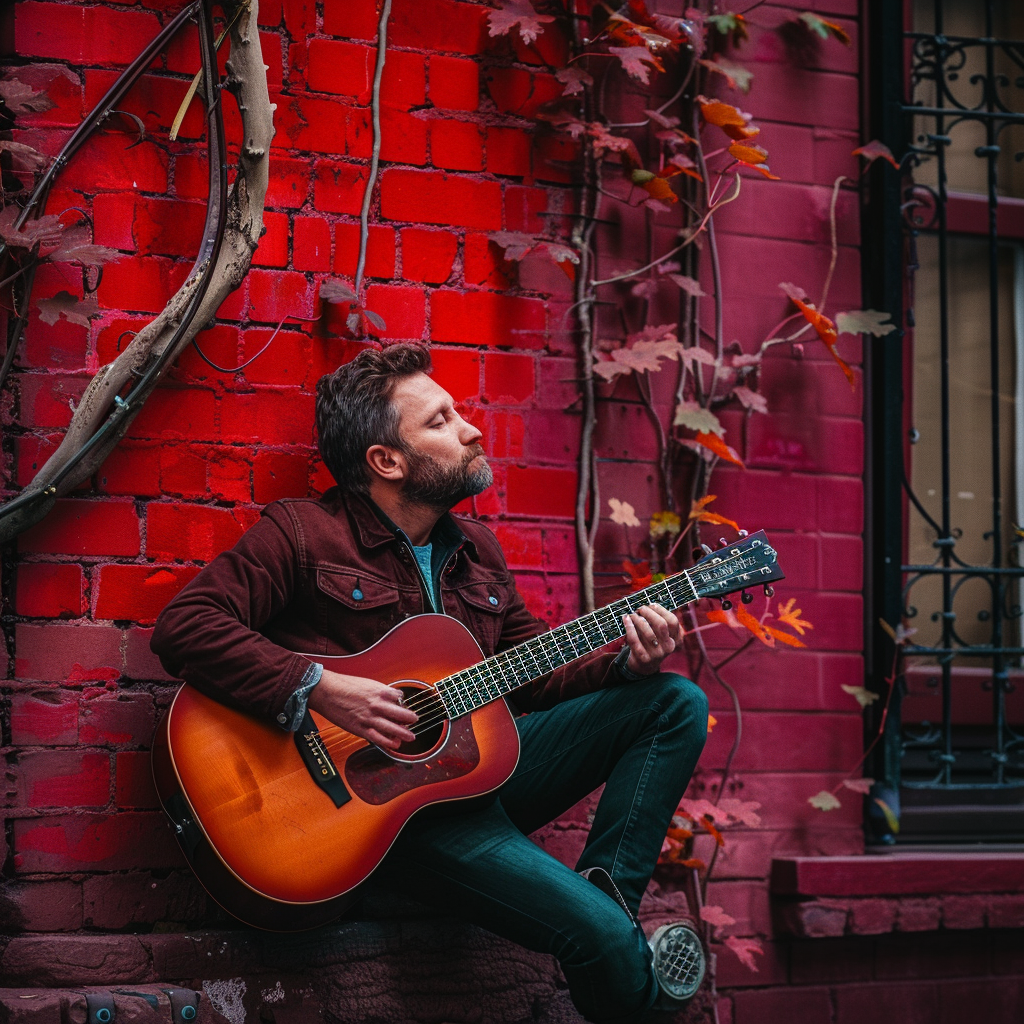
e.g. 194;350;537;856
741;590;753;604
720;598;733;610
701;544;713;556
763;584;774;598
738;529;748;538
719;537;729;548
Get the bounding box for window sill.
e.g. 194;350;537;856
770;852;1024;937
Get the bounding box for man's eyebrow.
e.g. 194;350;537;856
421;401;451;425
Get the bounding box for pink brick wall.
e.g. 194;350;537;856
3;1;1017;1021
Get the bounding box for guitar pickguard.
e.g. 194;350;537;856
344;714;481;805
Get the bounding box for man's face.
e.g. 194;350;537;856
390;373;493;510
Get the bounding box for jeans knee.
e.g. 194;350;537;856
656;673;709;741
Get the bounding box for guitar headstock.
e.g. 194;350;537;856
688;531;785;601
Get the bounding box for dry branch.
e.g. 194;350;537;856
0;0;273;542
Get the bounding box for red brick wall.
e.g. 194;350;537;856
3;1;1019;1022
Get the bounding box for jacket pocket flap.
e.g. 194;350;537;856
455;581;512;614
317;568;399;610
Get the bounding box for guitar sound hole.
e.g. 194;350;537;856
391;682;447;759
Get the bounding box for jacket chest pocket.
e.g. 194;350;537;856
315;568;403;651
450;580;511;657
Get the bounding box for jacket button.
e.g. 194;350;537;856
352;589;363;601
276;713;288;725
488;595;498;606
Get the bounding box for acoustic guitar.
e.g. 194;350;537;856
152;531;784;930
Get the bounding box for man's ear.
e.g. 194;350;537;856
366;444;406;484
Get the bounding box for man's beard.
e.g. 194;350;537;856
400;443;493;511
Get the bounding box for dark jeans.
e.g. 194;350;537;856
378;673;709;1024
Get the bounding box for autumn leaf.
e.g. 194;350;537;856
587;122;636;154
319;279;357;303
0;207;63;251
724;936;763;972
702;815;726;847
650;510;682;538
799;12;851;45
836;309;897;337
700;58;754;93
841;684;879;709
36;291;100;327
667;825;693;842
674;402;724;436
609;498;641;527
678;797;731;825
718;798;762;827
631;168;679;204
735;603;775;646
706;607;742;629
733;386;767;414
623;560;653;591
728;141;769;165
556;65;593;96
48;225;119;267
0;139;48;172
780;283;855;390
682;345;718;366
689;494;740;533
737;161;781;180
808;790;842;811
609;46;665;85
489;230;536;261
853;139;901;170
843;778;874;795
693;430;744;467
707;13;749;45
765;624;807;648
487;0;554;45
874;797;900;833
0;79;55;115
668;273;705;297
701;905;737;928
698;97;760;140
678;857;707;870
777;597;813;635
707;713;718;734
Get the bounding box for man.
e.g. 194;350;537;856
151;344;709;1022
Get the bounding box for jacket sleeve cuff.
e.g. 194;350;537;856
278;661;323;731
613;645;647;682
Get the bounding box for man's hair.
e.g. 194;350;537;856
315;343;433;495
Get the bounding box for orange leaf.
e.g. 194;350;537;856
764;624;806;648
698;97;760;140
734;603;774;647
701;815;726;847
777;597;813;635
623;559;653;592
694;510;741;532
737;160;781;180
679;857;707;870
639;174;678;204
728;141;768;165
705;607;740;628
694;430;744;467
707;713;717;734
783;289;856;390
853;139;900;170
690;494;718;515
667;826;694;841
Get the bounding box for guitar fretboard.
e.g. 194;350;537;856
432;570;699;718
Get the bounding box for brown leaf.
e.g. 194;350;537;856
36;290;100;327
0;78;55;115
724;936;763;972
0;207;63;250
608;46;665;85
733;386;767;413
489;230;537;261
319;279;357;303
0;140;48;171
669;273;705;297
487;0;555;45
556;66;593;96
842;778;874;795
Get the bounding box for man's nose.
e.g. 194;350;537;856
458;414;483;445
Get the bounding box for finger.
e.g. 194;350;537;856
650;603;681;636
623;614;649;662
638;606;672;645
372;717;417;744
366;728;401;750
632;611;662;649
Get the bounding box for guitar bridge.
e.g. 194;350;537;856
294;711;351;808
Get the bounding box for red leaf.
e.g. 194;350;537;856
487;0;555;45
623;559;653;592
702;815;726;847
36;290;100;328
853;139;901;170
678;857;706;870
734;603;775;647
724;936;763;972
693;430;744;467
698;97;760;141
608;46;665;85
780;285;856;390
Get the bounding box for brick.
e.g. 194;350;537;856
251;210;291;268
487;126;533;178
322;0;379;38
293;216;332;271
82;871;206;929
348;104;428;165
507;466;577;518
875;931;989;981
381;50;427;109
85;69;205;141
850;897;898;934
14;750;110;809
114;751;159;809
97;257;190;314
732;987;832;1024
124;627;175;682
14;2;162;64
314;160;369;215
463;232;513;288
78;692;156;746
388;0;489;54
56;132;170;193
158;446;208;498
0;933;151;986
239;327;313;387
937;978;1024;1024
777;898;848;937
92;193;137;251
146;503;253;562
363;283;426;340
941;895;987;930
430;348;480;403
127;388;218;442
273;92;349;154
429;55;479;111
987;894;1024;928
253;451;310;503
130;196;206;258
400;228;457;284
485;353;535;402
534;133;580;184
505;185;550;233
220;390;315;445
334;223;397;278
484;67;562;119
380;169;502;230
431;290;546;348
0;880;83;932
94;565;201;623
96;443;163;498
265;155;311;208
174;324;243;381
1;63;81;130
430;120;484;172
14;623;123;683
14;563;85;618
248;268;313;322
207;446;256;502
10;692;78;745
836;982;939;1024
19;499;140;557
306;39;372;97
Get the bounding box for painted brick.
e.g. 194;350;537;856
220;390;315;445
293;216;332;271
15;750;109;809
207;446;256;502
380;169;503;230
126;388;218;442
130;196;207;258
78;692;156;746
92;192;137;251
484;353;535;403
248;268;313;322
265;155;311;208
505;185;549;233
125;627;174;682
273;91;350;153
97;257;190;315
431;290;546;348
363;283;426;340
146;503;253;563
10;692;78;746
22;315;87;372
534;133;580;184
835;982;939;1024
306;39;373;97
487;126;533;178
15;563;85;618
334;223;397;278
1;63;81;130
94;565;201;624
430;348;481;402
239;328;313;387
96;443;163;498
251;210;291;268
463;233;513;288
84;69;205;141
429;55;479;111
401;228;458;284
0;879;83;932
314;160;369;215
82;871;206;929
484;68;562;119
19;499;140;557
14;2;162;64
733;986;832;1024
14;623;123;683
253;451;310;503
51;132;170;193
431;120;484;172
114;751;159;809
506;466;577;518
158;446;209;499
388;0;489;54
13;813;185;874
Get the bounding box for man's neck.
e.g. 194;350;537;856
367;486;443;546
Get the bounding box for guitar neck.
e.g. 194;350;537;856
432;571;699;719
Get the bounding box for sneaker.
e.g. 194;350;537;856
648;922;706;1006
